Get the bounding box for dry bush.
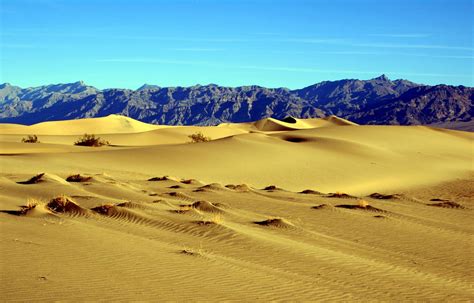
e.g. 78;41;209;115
254;217;292;228
327;192;355;198
17;173;45;184
66;174;92;182
91;204;115;215
180;243;204;256
0;198;42;216
46;195;82;213
18;198;40;214
148;176;170;181
24;198;39;210
74;134;110;147
21;135;40;143
188;132;211;143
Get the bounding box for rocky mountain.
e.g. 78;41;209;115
346;84;474;126
0;76;472;130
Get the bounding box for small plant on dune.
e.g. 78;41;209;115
179;204;193;211
358;199;370;208
91;203;115;215
327;191;355;198
254;217;293;228
24;198;39;210
196;213;223;225
180;243;204;256
188;132;211;143
0;198;42;216
46;195;80;213
21;135;40;143
208;213;223;224
74;134;110;147
17;173;45;184
17;198;40;214
47;195;70;212
148;176;170;181
66;174;92;182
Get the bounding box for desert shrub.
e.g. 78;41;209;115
46;195;80;213
188;132;211;143
17;173;45;184
74;134;110;147
21;135;40;143
66;174;92;182
198;213;223;225
17;198;40;215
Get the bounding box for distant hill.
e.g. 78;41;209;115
1;75;472;130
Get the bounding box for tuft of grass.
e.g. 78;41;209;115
181;179;198;184
358;199;370;208
208;213;223;224
17;198;41;215
21;135;40;143
188;132;211;143
196;213;224;225
24;198;39;210
148;176;170;181
263;185;278;191
180;243;204;256
0;198;42;216
180;204;193;211
17;173;45;184
66;174;92;182
300;189;322;195
254;217;292;228
46;195;79;213
327;192;355;198
91;204;115;215
74;134;110;147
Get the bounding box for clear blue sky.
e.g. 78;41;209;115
1;0;472;89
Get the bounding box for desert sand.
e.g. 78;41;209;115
0;114;473;301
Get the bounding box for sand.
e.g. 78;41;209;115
0;114;473;301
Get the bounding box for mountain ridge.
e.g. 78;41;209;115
1;75;472;130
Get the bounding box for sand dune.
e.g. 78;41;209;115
1;115;473;301
0;114;163;135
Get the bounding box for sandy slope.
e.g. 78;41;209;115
0;114;164;135
0;115;473;301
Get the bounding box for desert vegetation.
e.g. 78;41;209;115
196;213;223;225
66;174;92;182
74;134;110;147
46;195;81;213
188;132;211;143
21;135;39;143
17;173;45;184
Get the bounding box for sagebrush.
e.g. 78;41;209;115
74;134;110;147
188;132;211;143
22;135;39;143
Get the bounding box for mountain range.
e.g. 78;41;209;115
1;75;472;130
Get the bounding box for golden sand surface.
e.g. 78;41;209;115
1;115;472;301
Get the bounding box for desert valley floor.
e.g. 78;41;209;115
0;115;473;301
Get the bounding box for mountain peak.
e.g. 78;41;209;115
372;74;390;81
72;80;86;86
137;84;160;91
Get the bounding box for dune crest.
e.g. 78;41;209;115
251;116;356;131
0;114;163;135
